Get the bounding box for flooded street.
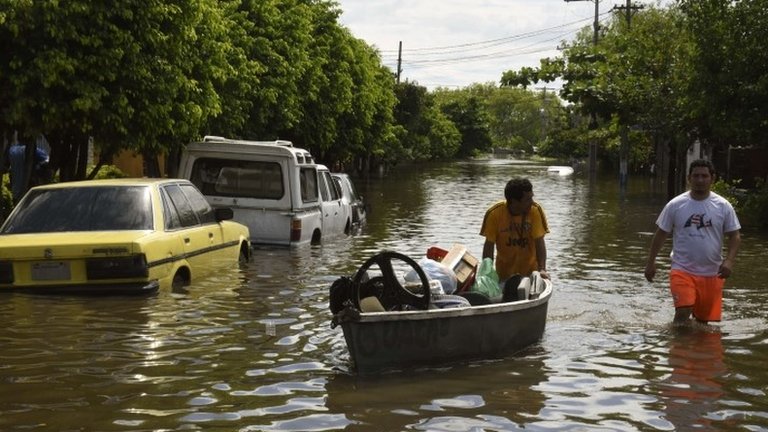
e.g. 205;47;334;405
1;159;767;431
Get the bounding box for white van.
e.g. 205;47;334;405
178;136;352;246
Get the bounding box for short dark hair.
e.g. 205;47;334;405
504;177;532;201
688;159;715;176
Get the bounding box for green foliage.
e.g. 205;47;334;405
8;0;764;185
433;85;493;157
680;0;768;148
500;0;768;175
712;178;768;228
0;0;404;178
711;179;742;207
485;87;550;153
742;179;768;228
90;164;128;179
0;0;231;180
0;175;11;220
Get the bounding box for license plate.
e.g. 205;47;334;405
31;261;71;281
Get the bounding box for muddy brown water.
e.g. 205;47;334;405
1;159;766;431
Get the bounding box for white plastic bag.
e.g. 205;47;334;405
404;257;459;294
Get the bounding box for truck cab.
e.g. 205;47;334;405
178;136;351;246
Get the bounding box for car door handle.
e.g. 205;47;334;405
184;237;190;244
208;233;214;239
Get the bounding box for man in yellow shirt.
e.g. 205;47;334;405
480;177;550;281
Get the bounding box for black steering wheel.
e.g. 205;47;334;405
351;251;431;311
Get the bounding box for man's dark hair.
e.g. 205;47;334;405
504;177;532;201
688;159;716;176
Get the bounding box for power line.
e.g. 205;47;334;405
400;29;578;67
378;13;607;55
381;13;613;69
379;8;615;89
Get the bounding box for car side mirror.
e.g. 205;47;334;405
214;207;234;221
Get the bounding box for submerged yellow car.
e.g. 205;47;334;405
0;178;251;294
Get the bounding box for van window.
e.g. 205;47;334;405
320;171;341;202
300;167;319;203
190;158;284;199
333;177;349;200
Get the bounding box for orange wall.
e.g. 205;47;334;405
110;150;167;178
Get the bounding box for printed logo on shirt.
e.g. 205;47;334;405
504;221;531;248
684;213;712;230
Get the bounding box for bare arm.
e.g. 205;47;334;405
533;237;549;279
718;230;741;278
482;240;495;261
644;227;669;282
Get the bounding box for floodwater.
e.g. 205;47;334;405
1;159;766;431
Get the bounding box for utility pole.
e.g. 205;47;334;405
396;41;402;84
536;87;557;150
564;0;600;46
613;0;644;28
565;0;600;178
613;1;644;190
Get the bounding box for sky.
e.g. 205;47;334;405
336;0;665;91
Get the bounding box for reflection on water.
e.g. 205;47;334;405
1;159;767;431
656;326;726;430
325;347;548;431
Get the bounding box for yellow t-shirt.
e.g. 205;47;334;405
479;200;549;280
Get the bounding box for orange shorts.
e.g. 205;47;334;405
669;269;724;322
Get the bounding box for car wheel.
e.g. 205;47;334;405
172;272;186;290
311;229;322;245
238;245;250;266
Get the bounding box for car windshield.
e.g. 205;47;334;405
1;186;153;234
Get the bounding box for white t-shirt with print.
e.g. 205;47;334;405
656;191;741;276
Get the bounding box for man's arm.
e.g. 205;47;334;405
644;228;669;282
534;236;549;279
718;230;741;278
482;240;495;261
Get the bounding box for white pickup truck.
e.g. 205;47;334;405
178;136;352;246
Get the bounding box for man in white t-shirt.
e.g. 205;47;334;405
644;159;741;324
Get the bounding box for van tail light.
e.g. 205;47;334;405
86;254;149;280
290;219;302;242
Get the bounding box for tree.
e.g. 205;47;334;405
392;81;461;162
433;84;493;158
501;6;693;174
0;0;230;180
681;0;768;148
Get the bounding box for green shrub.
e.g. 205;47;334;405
742;178;768;228
90;164;128;179
711;179;741;207
713;177;768;228
1;175;12;220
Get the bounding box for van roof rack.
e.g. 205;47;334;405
202;135;293;147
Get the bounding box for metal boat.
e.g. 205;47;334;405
329;251;552;374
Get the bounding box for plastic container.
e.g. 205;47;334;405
516;277;532;301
